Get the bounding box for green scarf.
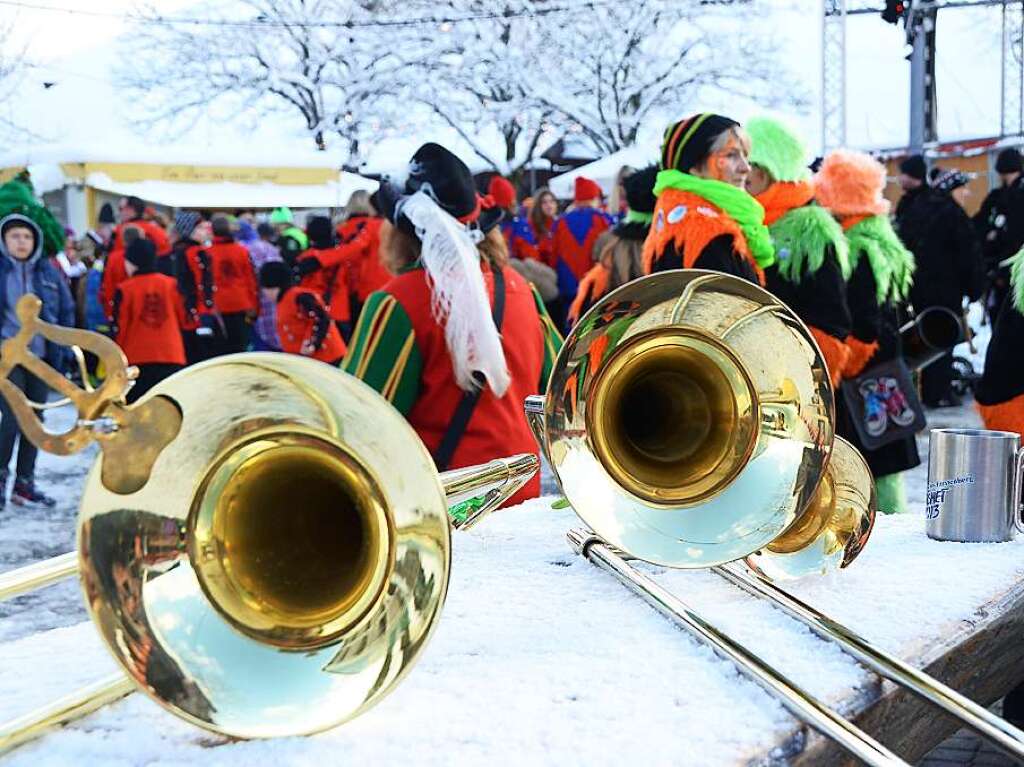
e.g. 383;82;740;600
770;204;850;284
845;215;914;304
1010;248;1024;314
625;209;653;225
654;170;775;268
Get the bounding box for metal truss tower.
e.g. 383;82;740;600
822;0;1024;152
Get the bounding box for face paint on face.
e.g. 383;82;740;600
703;135;752;189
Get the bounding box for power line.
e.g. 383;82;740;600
0;0;622;30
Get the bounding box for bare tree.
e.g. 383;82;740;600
0;23;39;142
399;0;560;176
117;0;404;161
526;0;807;154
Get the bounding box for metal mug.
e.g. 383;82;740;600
926;428;1024;542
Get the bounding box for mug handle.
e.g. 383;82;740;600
1014;447;1024;535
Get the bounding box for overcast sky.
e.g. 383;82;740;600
0;0;1010;166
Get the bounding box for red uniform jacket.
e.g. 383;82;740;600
386;264;544;505
337;216;390;305
276;288;346;363
113;272;187;366
297;246;351;323
206;237;258;314
551;208;611;281
100;219;172;318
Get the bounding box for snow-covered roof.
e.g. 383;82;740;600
548;145;658;199
84;171;377;210
0;141;351;171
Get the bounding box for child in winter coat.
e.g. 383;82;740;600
113;239;187;404
259;261;346;365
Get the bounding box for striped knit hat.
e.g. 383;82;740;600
660;113;740;174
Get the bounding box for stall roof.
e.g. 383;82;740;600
548;145;658;199
84;171;377;210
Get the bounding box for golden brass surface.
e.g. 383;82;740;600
538;270;834;567
0;323;538;751
746;437;876;580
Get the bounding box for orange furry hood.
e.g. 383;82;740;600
814;149;890;218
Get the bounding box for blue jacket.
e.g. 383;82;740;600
0;214;75;369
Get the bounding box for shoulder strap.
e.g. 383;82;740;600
433;266;506;471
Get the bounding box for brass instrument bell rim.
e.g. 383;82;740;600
585;327;760;509
75;353;453;739
187;426;397;651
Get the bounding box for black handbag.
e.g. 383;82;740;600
839;357;926;450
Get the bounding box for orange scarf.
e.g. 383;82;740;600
756;181;815;226
642;188;761;281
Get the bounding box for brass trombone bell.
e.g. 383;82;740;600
531;270;835;568
0;296;539;748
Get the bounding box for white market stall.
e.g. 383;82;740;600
547;144;657;200
0;143;378;233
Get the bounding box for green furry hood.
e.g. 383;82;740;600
845;215;915;304
746;117;810;183
770;204;850;283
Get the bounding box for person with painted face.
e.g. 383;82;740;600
745;116;852;387
0;214;75;509
342;143;562;507
643;113;774;282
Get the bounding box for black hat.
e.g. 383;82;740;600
125;238;156;272
996;147;1023;174
624;166;658;214
899;154;927;181
259;260;292;289
257;222;276;239
175;211;201;239
377;143;503;238
98;202;116;225
306;215;334;248
932;169;970;194
660;113;740;173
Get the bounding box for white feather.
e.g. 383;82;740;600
398;191;511;396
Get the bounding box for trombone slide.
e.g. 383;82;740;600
714;563;1024;763
567;530;907;767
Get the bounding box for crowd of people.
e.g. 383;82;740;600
1;114;1023;518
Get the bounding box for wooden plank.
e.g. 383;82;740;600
761;578;1024;765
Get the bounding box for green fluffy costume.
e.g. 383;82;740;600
746;117;850;283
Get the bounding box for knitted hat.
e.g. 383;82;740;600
623;166;658;214
306;215;335;248
932;169;970;194
898;154;927;181
996;147;1023;174
660;113;740;173
488;176;517;210
125;238;156;271
814;149;890;217
269;206;294;226
574;176;602;203
174;211;201;239
259;260;293;289
746;117;809;183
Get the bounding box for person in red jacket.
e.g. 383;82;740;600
295;216;351;338
206;215;258;355
259;260;346;365
113;239;187;403
336;190;391;325
343;143;562;508
550;176;612;321
100;196;171;318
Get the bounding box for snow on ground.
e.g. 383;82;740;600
1;385;1023;765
